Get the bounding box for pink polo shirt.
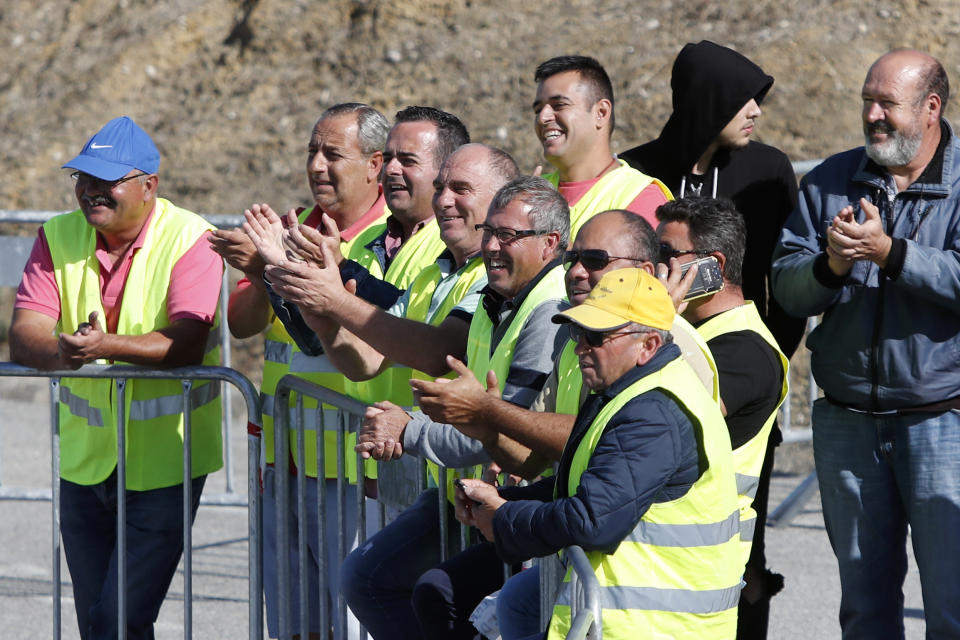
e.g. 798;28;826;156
557;178;667;228
15;205;222;333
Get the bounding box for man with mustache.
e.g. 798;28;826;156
9;116;224;639
211;102;392;640
773;49;960;638
533;55;671;234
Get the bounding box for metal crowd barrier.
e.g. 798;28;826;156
0;362;261;640
272;374;483;640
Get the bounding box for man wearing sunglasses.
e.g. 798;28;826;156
9;116;224;639
657;197;788;638
407;209;719;638
620;41;803;363
456;267;741;639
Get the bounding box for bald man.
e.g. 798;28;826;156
773;49;960;638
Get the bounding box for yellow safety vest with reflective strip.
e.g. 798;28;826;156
548;356;741;640
544;160;672;238
554;315;720;416
342;218;447;407
45;199;223;490
399;255;487;393
426;264;567;501
259;205;388;480
695;301;788;566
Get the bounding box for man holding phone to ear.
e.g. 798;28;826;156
657;196;788;639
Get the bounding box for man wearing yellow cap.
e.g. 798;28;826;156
456;268;742;640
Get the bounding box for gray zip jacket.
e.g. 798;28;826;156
771;120;960;411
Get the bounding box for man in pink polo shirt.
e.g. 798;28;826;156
9;116;223;639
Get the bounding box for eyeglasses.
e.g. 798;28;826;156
70;171;148;191
568;324;644;348
658;243;710;261
475;223;547;244
563;249;640;271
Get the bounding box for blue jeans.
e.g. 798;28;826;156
813;400;960;639
60;472;206;640
497;565;543;640
340;489;458;640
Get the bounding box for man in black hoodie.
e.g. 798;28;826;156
621;40;803;360
622;41;798;640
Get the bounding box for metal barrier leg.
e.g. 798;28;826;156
317;407;330;639
248;421;263;640
182;380;194;639
767;471;819;528
295;396;310;640
116;378;128;640
50;378;62;640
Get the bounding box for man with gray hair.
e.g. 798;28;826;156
210;102;390;640
773;49;960;637
340;175;570;640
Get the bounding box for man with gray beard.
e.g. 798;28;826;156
772;49;960;638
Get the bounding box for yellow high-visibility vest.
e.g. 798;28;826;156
548;356;741;640
46;199;223;490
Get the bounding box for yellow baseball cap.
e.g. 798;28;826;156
553;267;675;331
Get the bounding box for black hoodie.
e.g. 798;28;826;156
621;41;804;357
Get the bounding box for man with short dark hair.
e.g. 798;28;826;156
772;49;960;638
10;116;223;640
533;55;671;234
621;41;803;359
658;196;788;639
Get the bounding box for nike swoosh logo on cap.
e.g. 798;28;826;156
90;143;112;149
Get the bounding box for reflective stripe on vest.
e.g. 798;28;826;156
556;582;742;615
59;385;104;427
548;356;741;640
129;381;221;421
289;352;340;374
45;199;224;490
264;339;290;364
261;391;342;431
544;160;672;238
695;301;789;566
624;508;739;548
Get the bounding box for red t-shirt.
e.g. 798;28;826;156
556;178;667;228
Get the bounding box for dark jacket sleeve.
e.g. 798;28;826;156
339;259;404;310
491;392;686;563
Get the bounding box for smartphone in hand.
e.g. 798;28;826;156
680;256;724;301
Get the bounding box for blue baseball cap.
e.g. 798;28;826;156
62;116;160;181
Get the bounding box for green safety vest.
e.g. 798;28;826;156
342;218;447;407
695;302;789;565
544;160;672;238
397;255;487;392
426;264;567;501
548;356;741;640
46;199;223;490
259;204;387;480
554;315;720;416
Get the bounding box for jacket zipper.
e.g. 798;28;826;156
869;187;894;411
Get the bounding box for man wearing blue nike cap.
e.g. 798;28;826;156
10;116;224;639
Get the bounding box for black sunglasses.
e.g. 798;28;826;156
658;243;710;261
567;324;643;348
563;249;639;271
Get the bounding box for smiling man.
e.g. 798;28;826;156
773;49;960;639
532;55;671;235
10;116;223;640
337;175;570;640
455;267;741;640
621;41;803;360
